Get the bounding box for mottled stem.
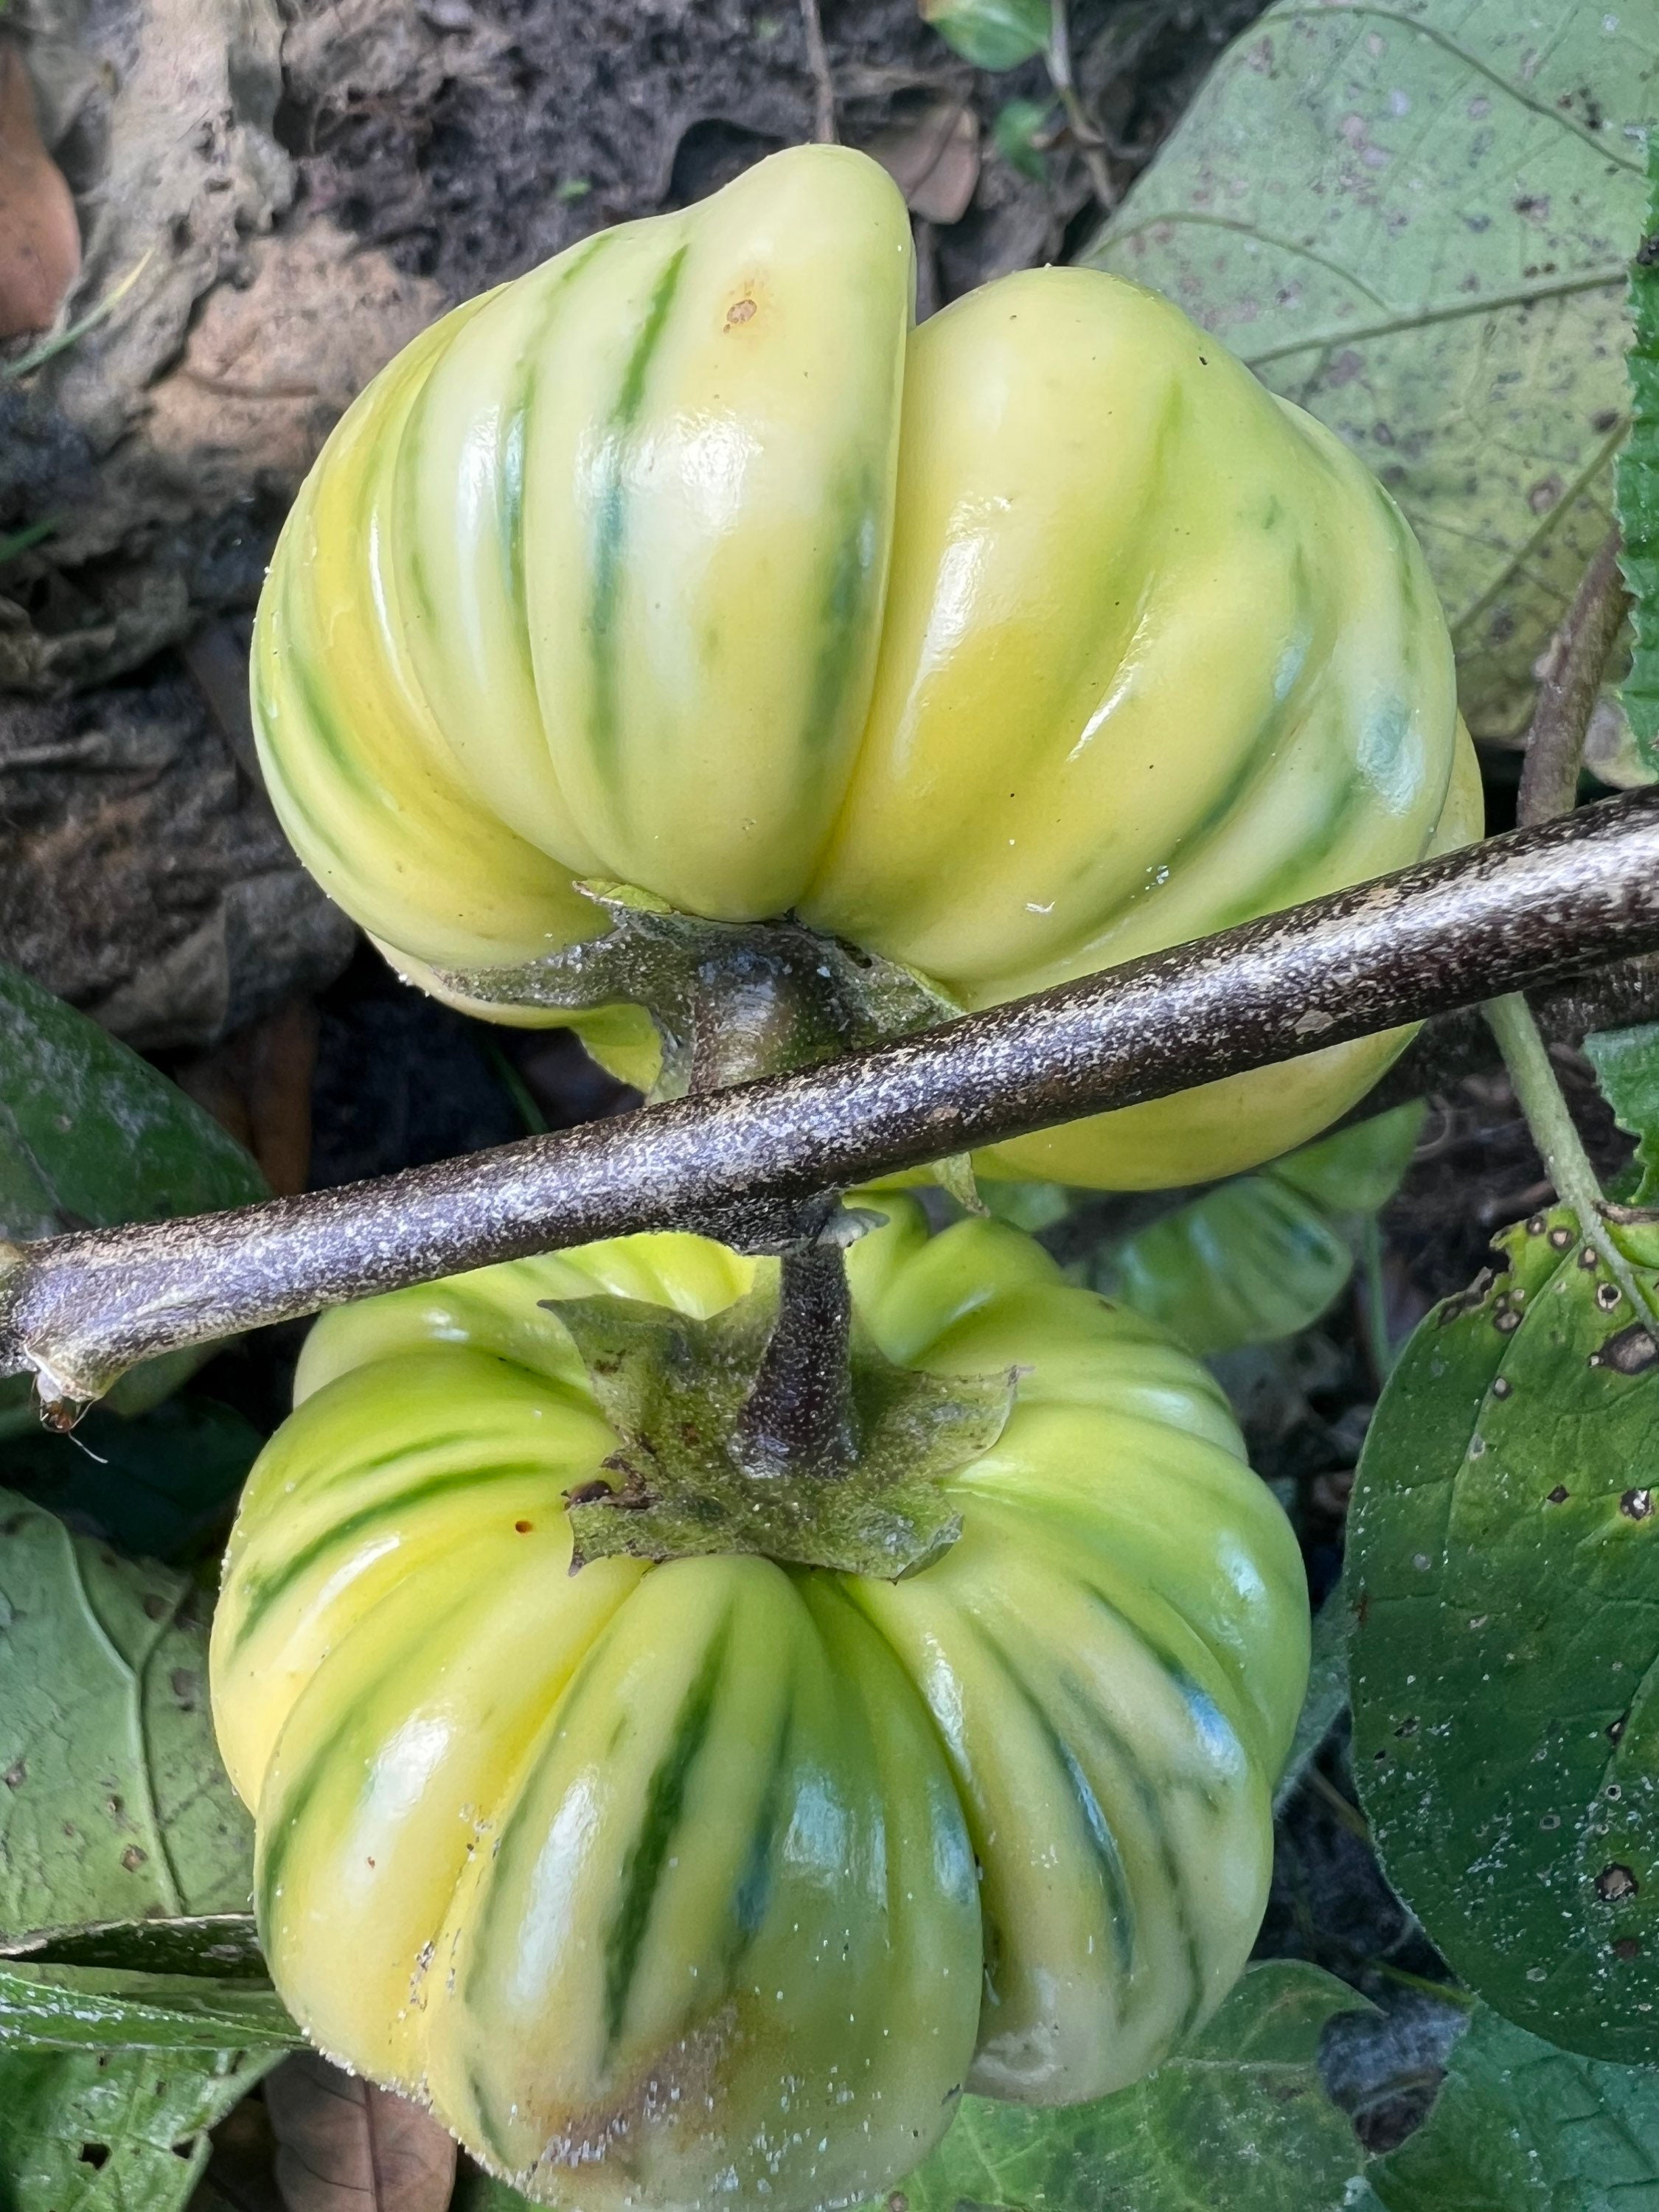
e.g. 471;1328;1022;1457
6;793;1659;1411
734;1240;856;1479
1514;527;1630;828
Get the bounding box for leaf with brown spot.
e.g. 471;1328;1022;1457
0;43;78;341
265;2053;457;2212
1367;2003;1659;2210
1351;1206;1659;2063
0;2044;276;2212
0;1492;254;1946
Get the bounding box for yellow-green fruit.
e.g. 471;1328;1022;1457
211;1201;1309;2211
252;142;1480;1187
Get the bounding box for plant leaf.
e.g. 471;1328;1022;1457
0;1492;254;1944
0;42;80;341
1088;0;1658;742
0;1395;265;1562
1620;136;1659;767
0;1913;262;1977
0;1961;298;2051
0;2045;275;2212
0;958;267;1239
265;2053;458;2212
918;0;1051;71
873;1962;1368;2211
1350;1209;1659;2063
0;958;267;1430
864;97;982;226
993;97;1052;183
1584;1021;1659;1205
1095;1105;1422;1356
1366;2003;1659;2210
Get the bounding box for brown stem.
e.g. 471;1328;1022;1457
1483;526;1636;1286
1515;526;1630;830
6;793;1659;1411
1347;951;1659;1123
799;0;837;145
681;929;860;1483
734;1240;855;1479
1047;0;1117;211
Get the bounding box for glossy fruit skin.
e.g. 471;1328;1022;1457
211;1201;1309;2212
251;143;1481;1191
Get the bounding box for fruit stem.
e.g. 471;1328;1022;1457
734;1237;857;1481
682;962;863;1486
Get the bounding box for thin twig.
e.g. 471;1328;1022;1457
5;794;1659;1412
1484;992;1659;1330
1486;523;1643;1298
799;0;837;145
1046;0;1116;212
1515;526;1631;828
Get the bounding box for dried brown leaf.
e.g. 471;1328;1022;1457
175;999;319;1196
863;97;981;226
0;42;79;340
265;2053;458;2212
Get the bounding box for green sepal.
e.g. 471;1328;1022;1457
548;1283;1014;1579
432;880;961;1098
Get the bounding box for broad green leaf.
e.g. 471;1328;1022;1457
0;961;265;1241
1350;1210;1659;2063
0;959;267;1433
919;0;1050;71
0;1395;265;1562
1272;1105;1427;1217
1368;2003;1659;2210
874;1963;1368;2212
0;2045;274;2212
1585;1021;1659;1205
1620;138;1659;765
0;1493;254;1944
0;1961;298;2051
1102;1173;1353;1354
1096;1105;1422;1356
1088;1;1658;741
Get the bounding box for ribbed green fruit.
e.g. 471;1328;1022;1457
251;143;1481;1189
212;1200;1309;2211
